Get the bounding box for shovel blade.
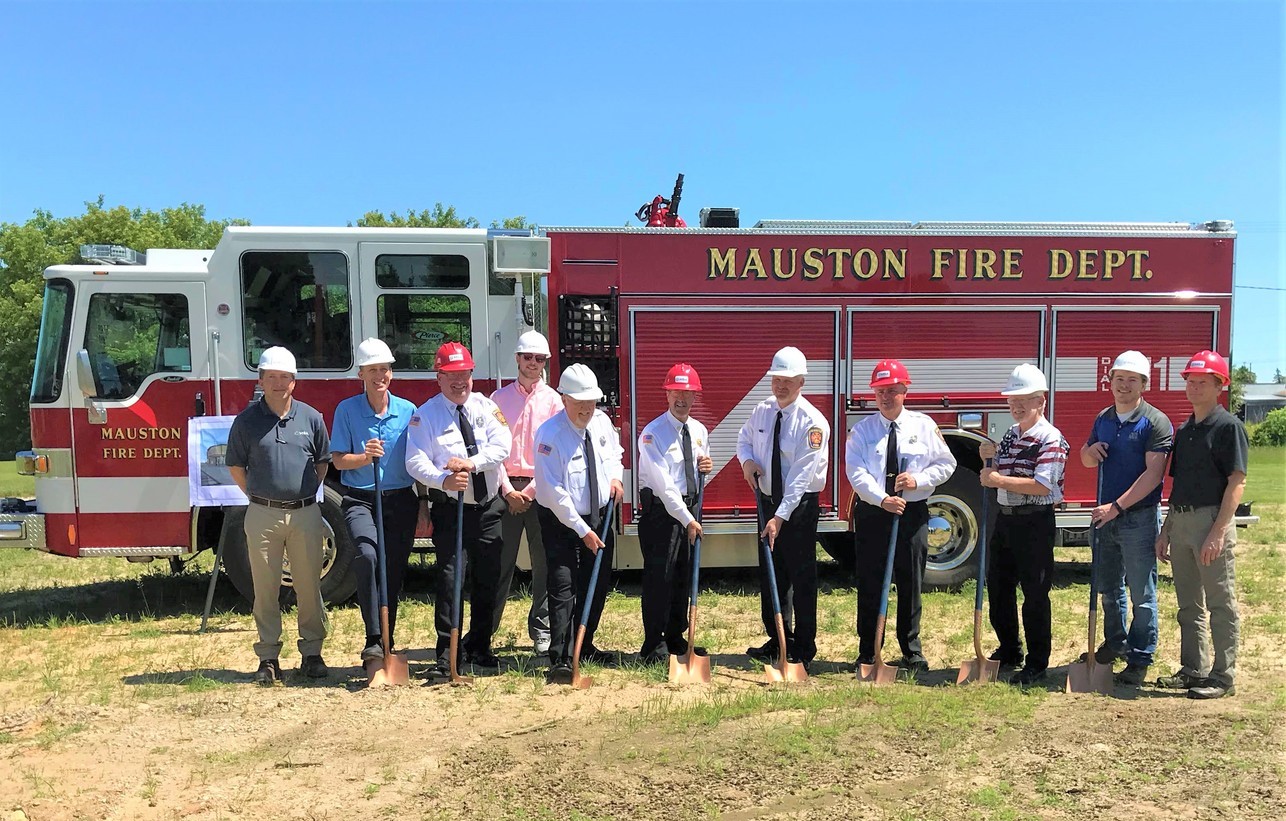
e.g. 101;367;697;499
572;673;595;690
782;661;809;683
763;662;786;684
669;651;712;685
857;660;897;686
382;652;411;687
1066;661;1112;694
957;657;1001;685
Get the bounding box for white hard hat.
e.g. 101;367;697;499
355;338;395;368
557;363;604;401
258;346;297;375
1001;363;1048;396
515;330;551;357
766;346;808;378
1109;350;1150;379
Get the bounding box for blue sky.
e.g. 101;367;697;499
3;0;1281;374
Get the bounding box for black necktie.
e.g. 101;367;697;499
771;410;784;508
457;405;486;503
584;429;601;530
884;420;899;497
681;422;696;497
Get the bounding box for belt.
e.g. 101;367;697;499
509;476;534;488
249;494;316;510
345;486;413;501
1169;504;1208;514
998;504;1050;516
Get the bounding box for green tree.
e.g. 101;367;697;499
352;204;480;229
1230;364;1256;415
0;198;246;456
1274;367;1284;384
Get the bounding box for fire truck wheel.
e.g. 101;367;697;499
920;467;984;590
217;486;359;608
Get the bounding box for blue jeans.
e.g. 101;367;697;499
1097;505;1160;666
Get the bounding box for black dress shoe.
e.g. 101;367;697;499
746;639;779;663
1156;670;1203;690
546;662;574;685
638;643;668;664
853;655;876;671
988;648;1024;669
253;658;281;687
1188;679;1235;700
360;640;384;664
466;649;501;669
579;646;616;666
1009;666;1047;687
299;655;329;678
897;656;930;675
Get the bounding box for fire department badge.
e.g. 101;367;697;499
807;427;823;449
599;436;607;447
493;409;508;426
908;435;918;445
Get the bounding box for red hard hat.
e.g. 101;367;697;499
434;342;475;372
869;359;911;388
1180;350;1230;385
663;363;703;391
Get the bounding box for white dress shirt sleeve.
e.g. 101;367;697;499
473;398;513;474
846;422;887;507
534;429;591;538
404;409;448;490
776;416;828;521
914;423;957;491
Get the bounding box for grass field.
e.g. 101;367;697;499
0;450;1282;820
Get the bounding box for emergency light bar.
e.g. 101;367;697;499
79;244;147;265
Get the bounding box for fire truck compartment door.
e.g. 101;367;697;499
1050;305;1218;505
68;281;209;550
847;307;1045;403
628;306;841;521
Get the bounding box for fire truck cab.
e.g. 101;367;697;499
3;213;1244;602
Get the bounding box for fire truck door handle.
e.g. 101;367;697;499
195;391;206;417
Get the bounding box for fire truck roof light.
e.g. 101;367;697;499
79;244;147;266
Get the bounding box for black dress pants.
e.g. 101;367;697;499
428;492;505;657
537;503;614;666
853;499;930;661
987;506;1056;671
637;491;697;654
756;492;820;662
343;486;420;647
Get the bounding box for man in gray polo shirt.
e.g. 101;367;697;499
227;347;333;686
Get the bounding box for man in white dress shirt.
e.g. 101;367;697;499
636;363;714;663
845;360;957;675
405;342;513;677
737;346;830;671
533;364;625;684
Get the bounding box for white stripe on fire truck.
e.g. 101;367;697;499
77;477;190;514
850;358;1035;393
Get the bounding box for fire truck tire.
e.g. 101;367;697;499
921;467;984;590
217;487;359;608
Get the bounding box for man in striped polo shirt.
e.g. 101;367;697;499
979;363;1068;687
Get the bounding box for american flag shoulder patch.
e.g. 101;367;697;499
410;415;420;427
641;433;653;444
537;442;552;455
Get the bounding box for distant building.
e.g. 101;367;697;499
1242;383;1286;423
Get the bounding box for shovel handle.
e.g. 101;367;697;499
577;498;617;629
688;472;705;608
974;457;991;613
453;490;465;636
875;457;910;621
1088;468;1104;613
753;479;784;618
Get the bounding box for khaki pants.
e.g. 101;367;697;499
245;502;329;660
1167;507;1239;686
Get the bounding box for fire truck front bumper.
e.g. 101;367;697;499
0;499;46;550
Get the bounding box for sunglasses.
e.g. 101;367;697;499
520;354;548;363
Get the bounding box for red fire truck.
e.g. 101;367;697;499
2;212;1241;602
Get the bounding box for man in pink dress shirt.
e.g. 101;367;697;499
491;331;564;655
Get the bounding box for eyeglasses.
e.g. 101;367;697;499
520;354;548;363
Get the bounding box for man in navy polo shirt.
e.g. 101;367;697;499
226;347;332;686
1081;351;1173;686
330;338;421;670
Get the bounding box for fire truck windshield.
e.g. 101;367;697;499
31;279;74;403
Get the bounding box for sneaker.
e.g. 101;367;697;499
299;655;329;679
546;662;574;685
1009;666;1047;687
1188;679;1235;700
466;649;501;669
1076;644;1125;666
988;648;1024;669
533;634;552;656
1156;670;1203;690
360;639;384;664
253;658;281;687
1115;664;1149;686
746;639;779;663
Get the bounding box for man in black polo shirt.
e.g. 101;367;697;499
1155;351;1248;700
227;347;333;686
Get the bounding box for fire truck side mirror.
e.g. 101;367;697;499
75;350;95;398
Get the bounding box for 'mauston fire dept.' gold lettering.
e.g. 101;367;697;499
99;427;184;460
707;247;1154;282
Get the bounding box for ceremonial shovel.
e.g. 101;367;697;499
669;472;711;685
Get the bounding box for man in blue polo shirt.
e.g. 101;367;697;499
330;338;421;670
1081;351;1173;686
